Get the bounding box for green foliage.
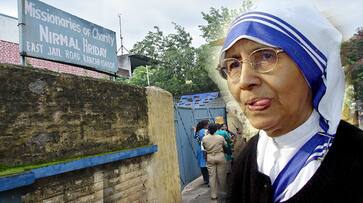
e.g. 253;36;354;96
199;7;239;43
127;66;157;87
199;0;252;42
125;2;254;96
353;65;363;101
115;75;129;84
129;23;218;96
341;31;363;67
341;28;363;101
131;26;165;61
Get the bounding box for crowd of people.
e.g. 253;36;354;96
194;119;240;200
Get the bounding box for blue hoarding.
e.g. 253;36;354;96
19;0;118;74
177;92;219;108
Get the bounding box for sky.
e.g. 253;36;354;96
1;0;363;53
1;0;244;53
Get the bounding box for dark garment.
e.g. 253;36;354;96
229;120;363;203
201;167;209;184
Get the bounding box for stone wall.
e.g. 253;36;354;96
21;156;150;203
0;64;181;202
0;64;149;167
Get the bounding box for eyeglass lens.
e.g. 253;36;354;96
223;48;279;81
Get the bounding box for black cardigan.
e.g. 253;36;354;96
229;120;363;203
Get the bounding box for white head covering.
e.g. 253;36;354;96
220;0;345;135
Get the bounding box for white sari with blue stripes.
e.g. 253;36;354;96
220;0;345;202
257;110;326;202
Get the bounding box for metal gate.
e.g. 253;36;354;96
174;106;226;189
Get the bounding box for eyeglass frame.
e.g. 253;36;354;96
217;47;284;81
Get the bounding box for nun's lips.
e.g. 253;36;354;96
245;98;272;111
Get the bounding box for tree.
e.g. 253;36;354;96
341;28;363;101
125;1;254;96
128;23;218;96
199;0;252;43
131;26;165;61
126;66;156;87
341;28;363;124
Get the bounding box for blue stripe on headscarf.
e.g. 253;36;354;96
224;20;327;117
230;11;327;64
231;15;327;72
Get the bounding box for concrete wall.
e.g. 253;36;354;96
0;64;181;202
145;87;181;202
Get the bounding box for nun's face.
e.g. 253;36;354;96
226;39;313;137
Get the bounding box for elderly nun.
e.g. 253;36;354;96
217;1;363;202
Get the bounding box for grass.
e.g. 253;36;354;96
0;145;150;177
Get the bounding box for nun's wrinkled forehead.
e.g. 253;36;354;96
221;0;344;135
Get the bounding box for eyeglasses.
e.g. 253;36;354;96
217;47;284;83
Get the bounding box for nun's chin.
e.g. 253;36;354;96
247;117;281;137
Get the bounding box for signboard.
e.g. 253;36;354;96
18;0;118;74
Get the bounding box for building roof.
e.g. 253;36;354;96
0;13;18;43
117;54;158;77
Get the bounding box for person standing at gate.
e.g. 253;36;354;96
194;120;209;185
217;124;234;162
216;123;234;196
202;123;227;200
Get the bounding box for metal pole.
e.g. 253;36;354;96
118;13;124;55
18;0;26;66
146;66;150;86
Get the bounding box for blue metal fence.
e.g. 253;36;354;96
174;106;226;189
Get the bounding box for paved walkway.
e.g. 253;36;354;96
181;176;228;203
